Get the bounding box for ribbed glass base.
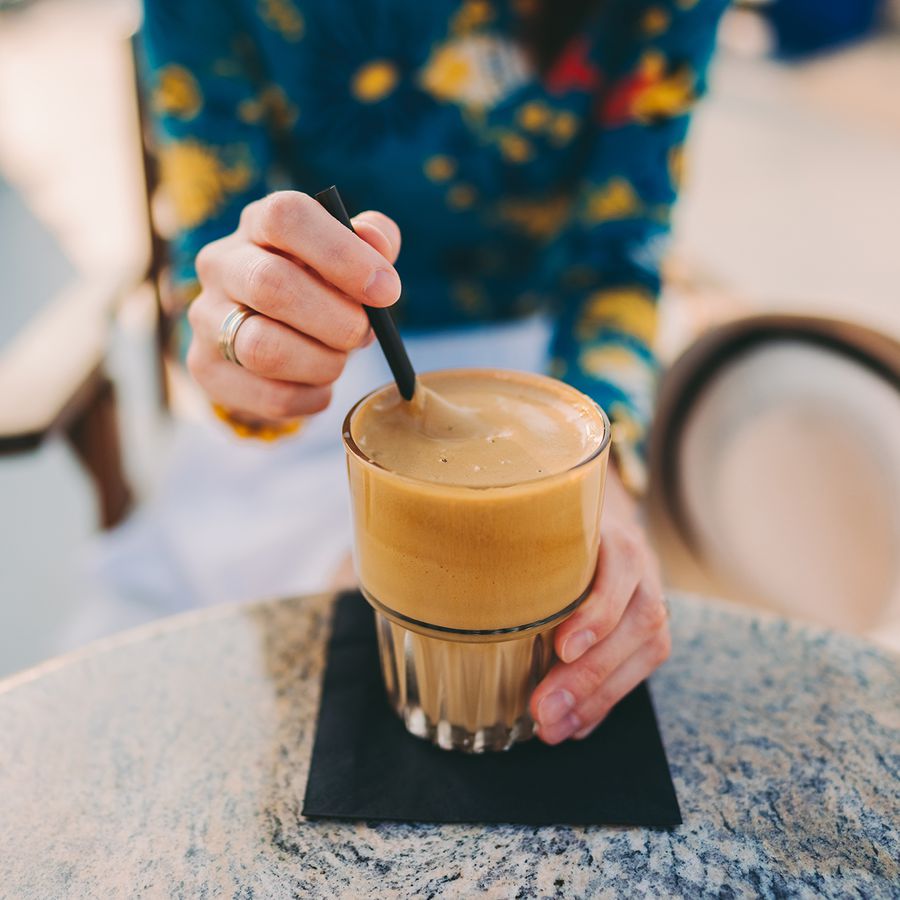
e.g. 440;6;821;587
374;611;558;753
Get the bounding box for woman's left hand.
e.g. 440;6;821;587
530;467;671;743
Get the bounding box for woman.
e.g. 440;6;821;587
142;0;727;744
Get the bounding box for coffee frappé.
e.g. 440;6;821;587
343;368;610;752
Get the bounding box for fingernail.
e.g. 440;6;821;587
537;689;575;727
562;629;596;663
364;268;401;304
538;712;581;745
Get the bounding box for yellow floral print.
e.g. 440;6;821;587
419;34;529;110
578;346;655;405
257;0;304;42
585;178;642;222
152;65;202;120
496;194;571;240
447;184;478;209
160;140;254;229
424;155;457;182
238;84;299;130
633;55;696;120
639;50;666;79
517;101;553;132
498;132;534;163
450;0;495;34
576;288;657;344
641;7;671;36
548;111;579;146
352;60;400;103
419;43;474;104
261;85;299;130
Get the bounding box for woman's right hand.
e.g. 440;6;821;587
187;191;402;422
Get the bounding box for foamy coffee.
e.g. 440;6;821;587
346;369;609;633
342;368;611;751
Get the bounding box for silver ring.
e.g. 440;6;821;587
218;306;257;367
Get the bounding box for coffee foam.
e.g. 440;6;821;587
351;370;605;488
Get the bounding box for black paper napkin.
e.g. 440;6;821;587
302;591;681;827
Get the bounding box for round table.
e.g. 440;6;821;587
1;593;897;898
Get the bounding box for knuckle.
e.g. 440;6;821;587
185;342;207;382
194;244;217;283
186;295;204;330
305;384;333;414
597;603;619;636
649;626;672;666
264;343;291;379
333;311;370;351
260;191;300;242
260;381;301;420
367;210;401;247
587;683;615;718
584;597;617;640
616;528;645;569
636;590;668;633
237;320;276;374
308;348;347;385
239;199;261;231
572;657;608;700
245;254;285;305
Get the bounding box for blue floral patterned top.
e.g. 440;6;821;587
142;0;727;490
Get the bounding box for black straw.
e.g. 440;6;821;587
314;186;417;401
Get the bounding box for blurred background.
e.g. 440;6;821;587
1;0;899;678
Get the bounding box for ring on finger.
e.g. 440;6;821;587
218;306;258;367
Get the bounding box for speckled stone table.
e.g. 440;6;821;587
1;593;897;899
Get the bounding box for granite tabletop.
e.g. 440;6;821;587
0;592;897;899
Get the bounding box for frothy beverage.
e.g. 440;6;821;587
343;369;610;752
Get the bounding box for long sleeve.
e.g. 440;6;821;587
547;0;728;493
141;0;284;311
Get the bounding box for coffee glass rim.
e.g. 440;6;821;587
341;367;612;494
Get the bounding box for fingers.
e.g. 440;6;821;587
189;293;347;384
211;243;372;352
187;340;333;421
531;582;668;740
352;210;401;264
239;192;402;307
570;620;671;740
553;526;646;664
532;581;665;712
232;313;347;384
537;627;671;745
